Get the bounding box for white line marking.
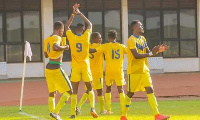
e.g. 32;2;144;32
19;111;44;120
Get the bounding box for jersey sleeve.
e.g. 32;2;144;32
121;44;128;54
52;36;61;45
83;29;92;41
127;38;136;50
96;44;105;54
66;30;75;41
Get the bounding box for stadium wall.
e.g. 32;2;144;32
2;0;200;78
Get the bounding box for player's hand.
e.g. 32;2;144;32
65;44;69;50
152;45;160;55
152;44;169;55
73;3;80;14
158;44;169;53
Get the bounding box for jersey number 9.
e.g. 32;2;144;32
76;43;82;52
112;49;120;59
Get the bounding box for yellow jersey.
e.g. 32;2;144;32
96;42;127;79
43;35;64;59
127;35;149;74
66;29;91;68
89;43;104;78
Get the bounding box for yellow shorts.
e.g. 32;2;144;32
70;67;92;82
127;72;153;92
84;77;103;90
92;77;103;90
105;77;126;87
46;68;72;93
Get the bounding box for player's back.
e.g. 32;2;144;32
89;43;104;78
43;35;63;59
99;42;127;79
66;29;91;68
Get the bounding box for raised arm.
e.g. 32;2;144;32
76;8;92;30
65;4;79;30
65;12;76;31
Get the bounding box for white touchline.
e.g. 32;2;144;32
19;111;45;120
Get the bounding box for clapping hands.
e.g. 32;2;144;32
73;3;81;15
152;44;169;55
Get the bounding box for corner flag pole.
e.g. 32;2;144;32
19;41;32;111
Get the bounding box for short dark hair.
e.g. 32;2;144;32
130;20;140;28
90;32;100;42
108;30;117;39
54;21;64;30
76;23;84;31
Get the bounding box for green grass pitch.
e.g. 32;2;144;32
0;100;200;120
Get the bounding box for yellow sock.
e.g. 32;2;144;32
71;94;77;115
48;97;55;112
105;93;111;111
97;96;105;112
88;90;95;108
120;92;125;112
77;93;88;109
53;92;70;114
121;95;131;116
147;93;159;115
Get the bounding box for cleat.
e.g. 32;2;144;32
106;111;113;115
100;110;107;115
155;114;170;120
76;107;81;115
69;115;76;119
120;116;128;120
90;108;98;118
50;112;62;120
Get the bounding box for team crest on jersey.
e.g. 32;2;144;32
136;42;147;51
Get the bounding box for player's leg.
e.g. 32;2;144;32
144;73;170;120
70;81;79;119
121;74;140;120
85;82;98;118
82;68;98;118
93;77;106;114
76;90;89;115
49;92;56;113
121;91;134;120
69;68;81;119
96;89;106;114
46;69;58;119
48;68;72;120
105;85;112;114
117;86;125;112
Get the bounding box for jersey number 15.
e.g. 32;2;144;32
112;49;120;59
